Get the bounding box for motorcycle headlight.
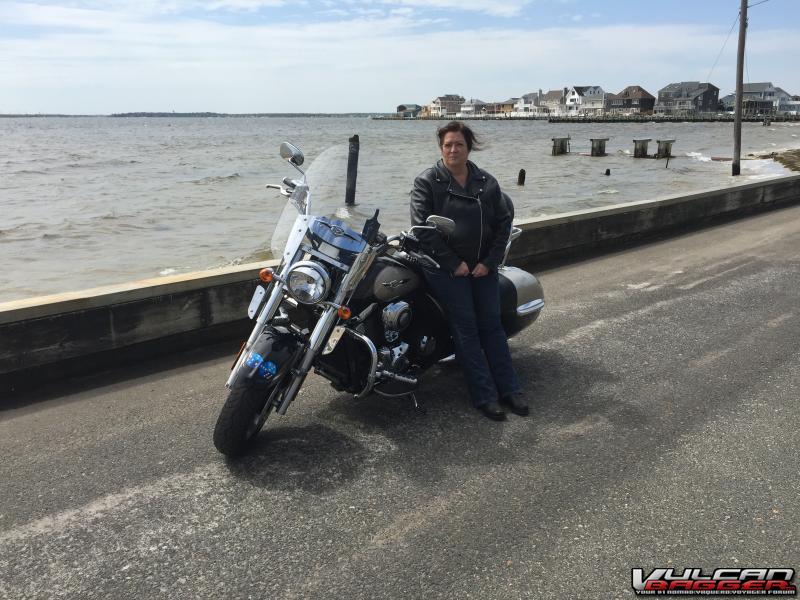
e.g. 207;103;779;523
286;261;331;305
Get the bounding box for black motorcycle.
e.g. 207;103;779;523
214;143;545;456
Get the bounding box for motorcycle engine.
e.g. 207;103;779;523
382;301;411;340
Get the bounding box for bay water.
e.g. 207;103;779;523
1;116;798;302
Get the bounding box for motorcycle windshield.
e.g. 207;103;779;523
269;144;407;259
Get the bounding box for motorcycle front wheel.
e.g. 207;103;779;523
213;383;281;457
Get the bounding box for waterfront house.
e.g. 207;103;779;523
541;89;566;116
719;93;773;115
565;86;606;116
779;95;800;116
427;94;465;118
654;82;720;115
459;98;487;117
396;103;422;118
720;82;794;115
512;91;549;116
485;98;519;117
605;85;655;115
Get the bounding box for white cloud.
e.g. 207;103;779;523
1;4;798;113
386;0;530;17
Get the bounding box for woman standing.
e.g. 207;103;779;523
410;121;527;421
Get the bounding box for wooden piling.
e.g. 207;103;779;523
517;169;526;186
551;137;570;156
656;139;676;159
345;134;359;205
590;138;609;157
633;138;651;158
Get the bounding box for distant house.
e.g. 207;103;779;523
459;98;487;117
779;96;800;116
720;93;772;115
541;89;565;116
565;86;605;115
654;82;720;115
605;85;655;115
427;94;465;118
485;98;519;117
512;91;548;116
396;103;422;118
720;82;795;115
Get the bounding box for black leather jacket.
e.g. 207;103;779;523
410;159;512;273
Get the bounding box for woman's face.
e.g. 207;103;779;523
441;131;469;172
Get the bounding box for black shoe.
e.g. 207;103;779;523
500;393;529;416
477;401;507;421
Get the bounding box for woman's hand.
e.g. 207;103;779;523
453;261;470;277
471;263;490;277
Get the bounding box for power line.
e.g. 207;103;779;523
748;0;770;7
745;45;751;84
706;12;740;83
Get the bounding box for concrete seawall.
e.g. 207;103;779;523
2;174;799;395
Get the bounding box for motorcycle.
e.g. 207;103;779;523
213;142;545;456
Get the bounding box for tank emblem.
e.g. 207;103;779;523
381;278;411;289
330;225;346;237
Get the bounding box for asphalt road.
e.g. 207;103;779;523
2;205;799;599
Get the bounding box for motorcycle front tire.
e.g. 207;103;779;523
213;384;277;457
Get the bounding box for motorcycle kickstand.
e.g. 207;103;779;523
408;392;426;414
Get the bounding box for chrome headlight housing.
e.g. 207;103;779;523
286;261;331;305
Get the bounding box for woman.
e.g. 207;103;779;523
409;121;527;421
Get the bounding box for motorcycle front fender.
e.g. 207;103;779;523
229;326;301;390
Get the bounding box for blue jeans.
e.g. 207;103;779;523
424;269;521;407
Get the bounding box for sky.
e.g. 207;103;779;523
1;0;798;114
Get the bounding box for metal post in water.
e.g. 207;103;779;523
732;0;747;176
345;134;360;205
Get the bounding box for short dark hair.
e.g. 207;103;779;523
436;121;482;152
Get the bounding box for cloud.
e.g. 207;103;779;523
384;0;530;17
1;2;798;113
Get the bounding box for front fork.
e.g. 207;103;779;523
226;280;285;389
230;242;379;415
274;305;339;414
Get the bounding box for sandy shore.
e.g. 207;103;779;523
748;148;800;172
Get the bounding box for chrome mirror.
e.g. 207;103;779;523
426;215;455;236
279;142;304;166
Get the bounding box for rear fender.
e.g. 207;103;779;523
232;326;301;389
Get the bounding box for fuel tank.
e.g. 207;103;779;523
352;256;421;302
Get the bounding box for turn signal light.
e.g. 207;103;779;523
337;306;352;320
259;268;274;283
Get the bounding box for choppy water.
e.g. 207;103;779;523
1;116;798;302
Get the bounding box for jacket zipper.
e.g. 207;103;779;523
447;177;486;268
476;194;483;266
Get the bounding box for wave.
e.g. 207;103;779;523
66;158;141;168
226;247;276;266
10;169;48;175
686;151;711;163
596;189;619;195
188;173;241;185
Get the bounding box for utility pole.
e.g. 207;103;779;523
732;0;748;176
